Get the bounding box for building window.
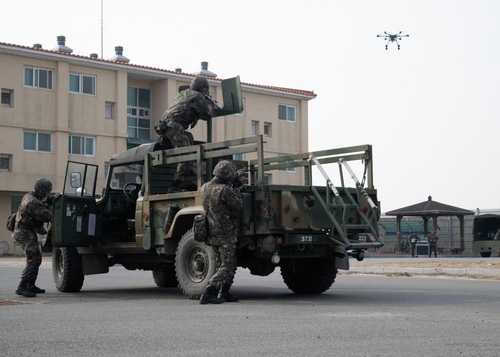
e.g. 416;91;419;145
235;97;246;116
264;122;272;137
251;121;258;136
69;73;96;95
278;104;296;123
127;87;151;139
23;131;52;153
104;161;110;178
233;153;245;161
1;89;13;107
105;102;114;119
0;154;12;171
11;195;23;214
264;174;272;185
69;135;95;156
278;156;297;173
24;67;53;90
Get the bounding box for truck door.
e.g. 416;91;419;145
51;161;101;247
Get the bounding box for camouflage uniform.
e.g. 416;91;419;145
154;76;216;185
200;161;243;304
409;231;419;257
13;178;53;297
427;231;439;257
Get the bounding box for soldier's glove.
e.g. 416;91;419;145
154;121;167;135
43;196;54;206
233;168;247;188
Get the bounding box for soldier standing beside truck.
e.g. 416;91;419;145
154;76;218;193
199;161;243;304
12;178;53;297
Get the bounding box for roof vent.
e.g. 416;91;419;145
52;35;73;53
175;68;182;73
192;61;217;77
109;46;130;63
90;53;98;59
33;43;42;49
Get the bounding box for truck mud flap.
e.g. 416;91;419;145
82;254;109;275
334;246;349;271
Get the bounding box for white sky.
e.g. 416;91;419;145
3;0;500;212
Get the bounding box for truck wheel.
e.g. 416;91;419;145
480;252;492;258
175;229;218;300
280;258;337;294
52;247;84;292
153;265;178;287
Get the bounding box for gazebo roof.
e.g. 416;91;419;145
385;196;475;217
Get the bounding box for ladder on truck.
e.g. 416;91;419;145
308;155;381;249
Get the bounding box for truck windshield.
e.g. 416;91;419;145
473;215;500;241
109;164;143;190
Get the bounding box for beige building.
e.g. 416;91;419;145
0;36;316;255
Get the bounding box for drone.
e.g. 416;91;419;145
376;31;409;50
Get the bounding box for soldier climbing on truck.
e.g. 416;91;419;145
42;76;384;299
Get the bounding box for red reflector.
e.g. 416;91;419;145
284;205;290;213
362;207;368;214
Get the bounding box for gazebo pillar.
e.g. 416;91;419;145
432;215;438;234
422;216;429;235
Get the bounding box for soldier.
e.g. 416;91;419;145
494;228;500;241
13;178;53;297
200;161;244;304
154;76;218;193
427;230;439;258
409;230;419;257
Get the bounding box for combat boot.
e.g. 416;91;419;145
28;282;46;294
218;284;239;302
15;281;36;298
200;285;225;305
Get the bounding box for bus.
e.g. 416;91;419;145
472;214;500;257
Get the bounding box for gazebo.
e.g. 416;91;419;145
385;196;475;252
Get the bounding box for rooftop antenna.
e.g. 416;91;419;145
100;0;103;59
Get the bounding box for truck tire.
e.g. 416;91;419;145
153;265;178;287
480;252;492;258
52;247;84;292
175;229;218;300
280;258;337;294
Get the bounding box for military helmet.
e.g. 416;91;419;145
213;160;236;182
33;177;53;196
190;76;209;93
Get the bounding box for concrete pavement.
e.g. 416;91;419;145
2;253;500;278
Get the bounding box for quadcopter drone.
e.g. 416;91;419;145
377;31;409;50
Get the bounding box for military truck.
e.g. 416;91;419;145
472;214;500;257
43;76;383;299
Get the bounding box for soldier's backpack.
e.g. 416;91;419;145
6;213;16;232
193;214;208;243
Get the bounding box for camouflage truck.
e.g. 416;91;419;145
43;77;383;298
